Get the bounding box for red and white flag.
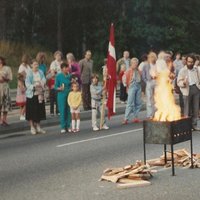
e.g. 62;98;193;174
106;23;117;119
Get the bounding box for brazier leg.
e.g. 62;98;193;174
171;144;175;176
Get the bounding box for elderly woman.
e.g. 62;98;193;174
66;53;81;86
122;58;142;124
25;60;46;135
50;50;63;74
0;56;12;126
55;63;72;133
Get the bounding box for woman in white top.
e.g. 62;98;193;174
49;51;63;74
25;60;46;135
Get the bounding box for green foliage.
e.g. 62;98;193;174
1;0;200;62
0;40;53;88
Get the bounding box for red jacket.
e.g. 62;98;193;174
48;78;55;90
118;71;125;82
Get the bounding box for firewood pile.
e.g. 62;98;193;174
148;148;200;168
100;149;200;189
100;160;155;189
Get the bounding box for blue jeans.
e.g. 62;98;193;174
124;82;142;121
145;80;156;118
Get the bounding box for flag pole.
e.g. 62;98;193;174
100;70;107;130
101;23;116;126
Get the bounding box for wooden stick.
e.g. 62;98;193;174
100;90;106;129
100;71;107;130
117;180;151;189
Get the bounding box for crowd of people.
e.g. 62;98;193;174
0;49;200;135
0;50;109;134
118;50;200;131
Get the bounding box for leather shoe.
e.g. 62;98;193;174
192;126;200;131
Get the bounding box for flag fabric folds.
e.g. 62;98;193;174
106;23;117;119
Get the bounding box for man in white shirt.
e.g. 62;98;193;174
177;54;200;131
142;52;157;118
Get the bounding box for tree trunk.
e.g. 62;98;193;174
57;0;62;51
0;0;6;40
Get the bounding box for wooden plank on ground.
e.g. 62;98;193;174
117;180;151;189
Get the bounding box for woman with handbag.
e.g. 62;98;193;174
25;60;46;135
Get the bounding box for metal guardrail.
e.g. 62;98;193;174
10;87;121;110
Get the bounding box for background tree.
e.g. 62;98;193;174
0;0;200;67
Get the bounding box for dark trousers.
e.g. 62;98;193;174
183;85;200;126
50;89;59;114
119;82;127;102
82;83;91;110
179;92;184;116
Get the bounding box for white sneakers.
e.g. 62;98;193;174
20;115;26;121
60;129;66;134
31;126;46;135
93;124;109;131
36;126;46;134
31;127;37;135
93;126;100;131
102;124;109;130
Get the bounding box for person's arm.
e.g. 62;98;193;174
142;66;147;83
177;69;187;88
18;65;23;73
76;92;82;107
50;61;54;71
89;64;92;83
96;85;103;95
42;64;47;76
116;59;120;74
79;60;83;75
54;74;63;91
40;71;46;86
90;84;95;96
25;71;34;91
67;93;73;107
3;67;13;82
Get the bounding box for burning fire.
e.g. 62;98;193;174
153;70;181;122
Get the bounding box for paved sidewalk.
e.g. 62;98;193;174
1;100;146;135
0;88;146;135
2;88;183;135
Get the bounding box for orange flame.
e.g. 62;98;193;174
153;71;181;121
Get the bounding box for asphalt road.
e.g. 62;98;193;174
1;111;200;200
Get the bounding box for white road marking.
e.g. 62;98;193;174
57;128;143;148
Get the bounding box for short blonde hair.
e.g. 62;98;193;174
130;57;139;65
54;50;63;58
158;51;167;60
148;52;157;60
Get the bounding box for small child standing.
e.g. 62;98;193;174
16;73;26;120
119;64;127;104
47;70;59;116
90;74;109;131
68;82;82;132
